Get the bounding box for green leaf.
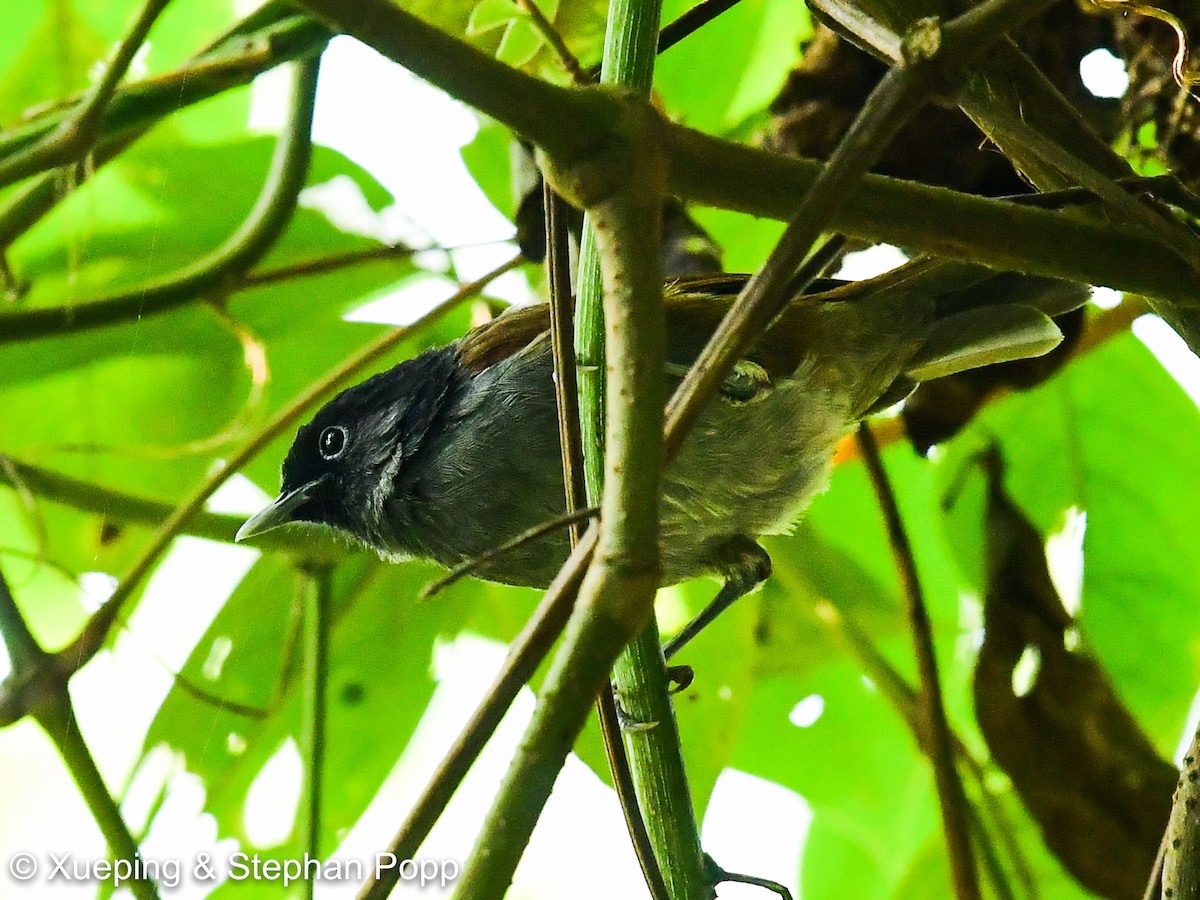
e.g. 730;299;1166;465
723;0;812;125
496;19;547;69
0;318;249;496
468;0;522;36
143;0;239;75
690;207;785;274
460;117;517;224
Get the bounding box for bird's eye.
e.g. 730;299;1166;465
319;426;348;460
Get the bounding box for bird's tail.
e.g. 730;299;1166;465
779;260;1089;417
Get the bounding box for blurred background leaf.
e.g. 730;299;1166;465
2;1;1199;898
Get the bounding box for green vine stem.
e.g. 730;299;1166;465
544;176;672;898
299;565;331;898
574;0;708;897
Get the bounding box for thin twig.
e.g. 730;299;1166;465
0;5;312;164
1141;829;1167;900
0;456;252;546
0;454;48;565
36;696;161;900
154;670;269;720
419;505;598;597
713;866;794;900
516;0;589;84
812;600;1032;900
662;62;930;462
596;691;671;900
238;242;421;287
856;423;980;900
658;0;744;54
545;186;588;533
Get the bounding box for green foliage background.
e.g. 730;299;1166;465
1;0;1197;898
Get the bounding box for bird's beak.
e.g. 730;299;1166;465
235;477;327;543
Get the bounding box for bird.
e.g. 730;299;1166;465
237;264;1085;655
